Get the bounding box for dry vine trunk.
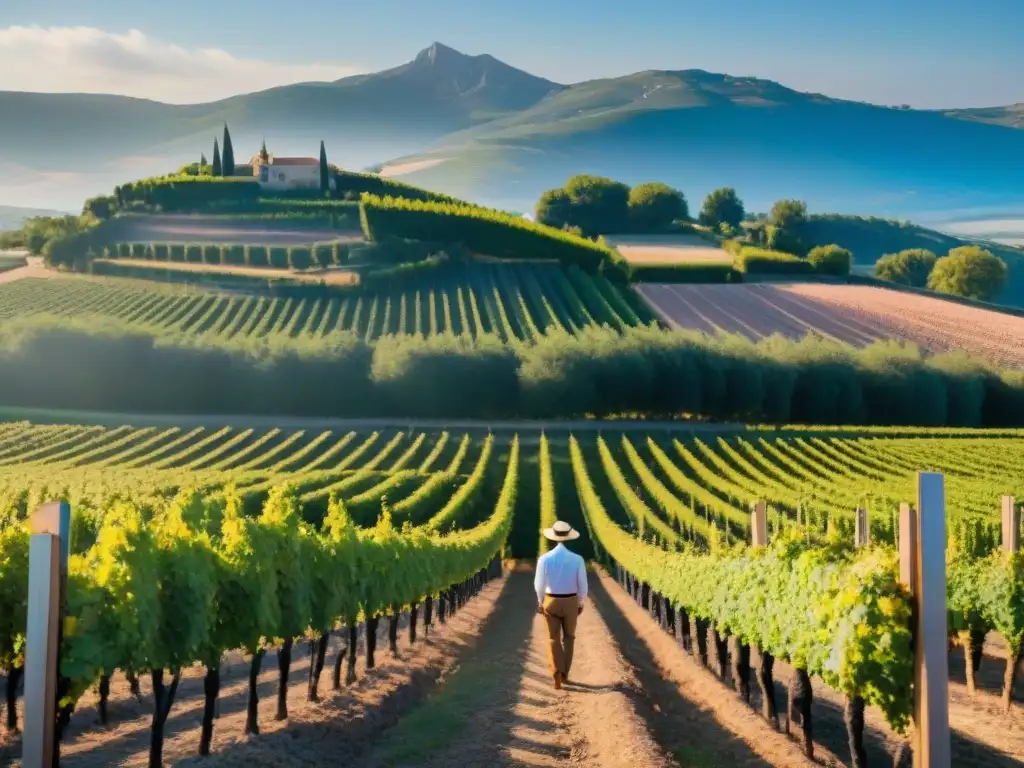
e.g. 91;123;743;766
1003;640;1024;712
244;649;264;735
844;695;867;768
787;668;814;758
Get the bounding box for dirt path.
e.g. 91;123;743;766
94;258;359;285
113;215;362;246
590;570;817;767
360;567;676;768
0;257;54;284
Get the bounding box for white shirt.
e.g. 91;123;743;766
534;543;588;604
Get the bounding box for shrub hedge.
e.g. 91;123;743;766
116;176;261;212
360;194;629;280
102;241;356;271
224;245;245;266
248;246;269;268
288;246;314;270
268;246;289;269
734;247;815;275
202;245;220;265
807;244;853;276
630;262;740;284
0;321;1021;427
313;244;334;268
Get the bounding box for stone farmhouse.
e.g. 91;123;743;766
249;142;331;190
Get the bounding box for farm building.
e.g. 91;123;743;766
250;141;328;190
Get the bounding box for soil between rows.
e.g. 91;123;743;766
3;564;1021;767
0;571;511;767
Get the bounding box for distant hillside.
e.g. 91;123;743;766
384;69;1024;218
941;103;1024;129
802;214;1024;264
4;42;1024;221
0;204;70;230
0;43;561;210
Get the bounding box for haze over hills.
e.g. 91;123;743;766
0;42;560;209
3;42;1024;226
0;204;71;230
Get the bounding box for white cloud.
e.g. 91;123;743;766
0;26;364;104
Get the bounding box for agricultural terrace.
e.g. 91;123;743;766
0;260;649;343
112;214;362;246
639;282;1024;368
0;420;1022;765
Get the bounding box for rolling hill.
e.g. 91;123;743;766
4;42;1024;228
382;67;1024;220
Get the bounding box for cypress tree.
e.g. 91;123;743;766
200;152;208;167
319;140;329;193
212;139;222;177
222;124;235;176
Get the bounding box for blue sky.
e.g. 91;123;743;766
1;0;1021;107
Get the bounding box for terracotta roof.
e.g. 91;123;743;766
271;157;319;166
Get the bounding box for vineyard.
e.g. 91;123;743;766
0;261;650;343
0;419;1022;763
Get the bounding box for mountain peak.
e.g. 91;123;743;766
416;42;470;65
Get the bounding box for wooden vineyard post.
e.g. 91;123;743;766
1002;496;1020;553
750;501;777;726
854;507;869;548
751;501;767;547
22;502;71;768
845;505;872;766
899;475;951;768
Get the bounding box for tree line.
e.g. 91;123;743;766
874;245;1009;302
0;319;1020;427
535;176;748;237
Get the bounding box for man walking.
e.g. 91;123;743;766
534;520;588;689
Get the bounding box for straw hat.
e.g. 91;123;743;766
542;520;580;542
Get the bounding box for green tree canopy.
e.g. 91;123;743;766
627;182;687;231
699;187;745;230
766;199;809;256
563;174;630;235
535;188;573;230
806;244;853;276
873;248;937;287
535;175;630;236
927;246;1009;302
82;196;114;220
770;199;808;231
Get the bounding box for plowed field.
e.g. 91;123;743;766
638;282;1024;367
607;235;729;264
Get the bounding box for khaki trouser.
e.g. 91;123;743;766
542;594;579;679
